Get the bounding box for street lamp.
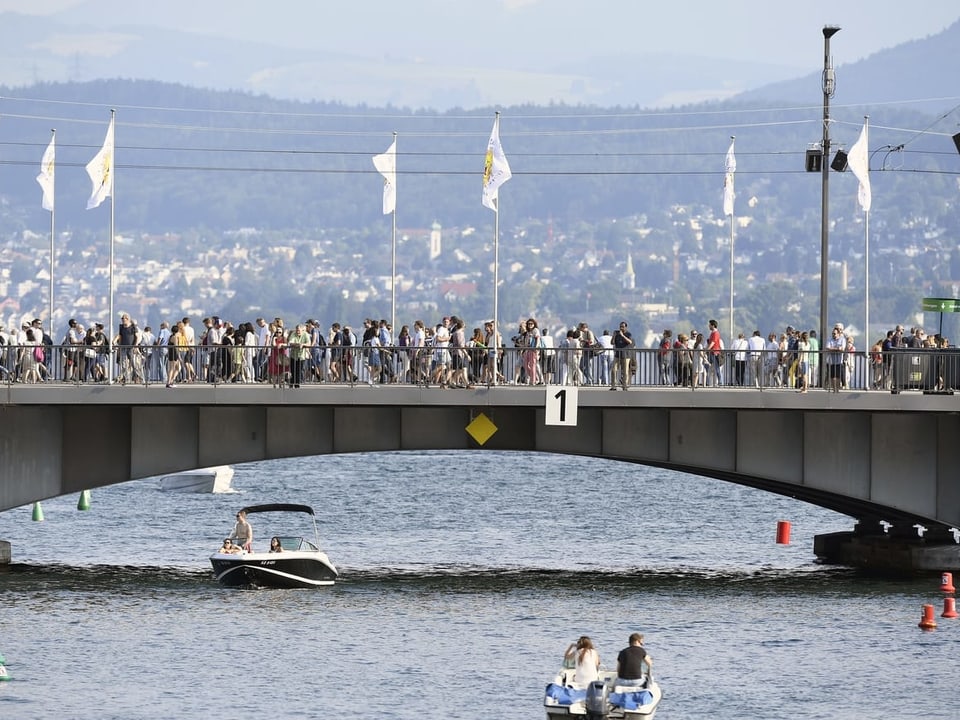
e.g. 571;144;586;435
819;25;840;368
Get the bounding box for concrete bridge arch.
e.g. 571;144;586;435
2;384;958;570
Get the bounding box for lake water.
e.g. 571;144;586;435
1;451;958;719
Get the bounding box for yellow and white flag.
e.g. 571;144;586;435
86;116;114;210
481;114;512;212
722;138;736;217
847;121;871;212
36;133;55;212
372;137;397;215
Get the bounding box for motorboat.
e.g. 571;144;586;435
158;465;234;493
544;666;661;719
210;503;338;588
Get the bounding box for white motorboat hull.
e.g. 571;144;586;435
159;465;234;493
211;549;337;588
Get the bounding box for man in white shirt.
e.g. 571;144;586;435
255;317;271;381
746;330;766;387
65;319;85;381
540;326;556;383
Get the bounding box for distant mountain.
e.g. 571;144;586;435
0;9;802;110
0;17;958;237
740;19;960;111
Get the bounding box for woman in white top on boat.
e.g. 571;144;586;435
564;636;600;685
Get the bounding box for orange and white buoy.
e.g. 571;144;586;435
919;604;938;630
776;520;791;545
940;572;955;594
943;597;959;619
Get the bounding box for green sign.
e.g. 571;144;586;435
922;297;960;313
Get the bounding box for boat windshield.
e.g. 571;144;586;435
274;536;318;552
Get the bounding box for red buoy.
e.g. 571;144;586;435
776;520;791;545
919;604;938;630
942;597;958;619
940;572;955;594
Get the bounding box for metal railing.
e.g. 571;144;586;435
1;343;957;392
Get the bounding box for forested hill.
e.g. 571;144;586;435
0;76;958;236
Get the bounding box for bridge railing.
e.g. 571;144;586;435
1;343;957;392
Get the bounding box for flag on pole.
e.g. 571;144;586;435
722;138;736;217
482;114;512;212
847;121;871;212
36;134;55;212
372;138;397;215
85;116;114;209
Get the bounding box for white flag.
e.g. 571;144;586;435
722;138;736;217
36;134;55;212
85;116;114;210
372;138;397;215
847;121;871;212
482;114;512;212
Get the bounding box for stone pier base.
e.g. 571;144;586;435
815;531;960;574
0;540;10;564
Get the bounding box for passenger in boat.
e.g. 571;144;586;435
269;537;284;553
615;633;653;686
563;635;600;685
232;510;253;552
219;538;242;554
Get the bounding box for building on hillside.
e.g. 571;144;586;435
430;221;442;260
623;251;635;290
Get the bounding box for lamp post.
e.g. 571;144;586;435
819;26;839;368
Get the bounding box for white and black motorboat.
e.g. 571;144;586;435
210;503;338;588
544;666;662;719
158;465;234;493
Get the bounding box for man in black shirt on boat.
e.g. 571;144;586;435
616;633;653;685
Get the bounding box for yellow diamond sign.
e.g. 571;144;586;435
466;412;498;446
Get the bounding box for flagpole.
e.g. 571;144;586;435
725;135;736;340
108;108;116;384
390;131;398;338
493;200;500;386
48;129;55;340
492;112;501;387
862;116;870;352
482;110;510;386
728;185;735;338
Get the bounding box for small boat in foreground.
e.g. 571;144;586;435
210;503;338;588
158;465;234;493
544;667;662;719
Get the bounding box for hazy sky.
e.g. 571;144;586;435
2;0;958;70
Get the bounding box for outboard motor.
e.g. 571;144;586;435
585;680;609;719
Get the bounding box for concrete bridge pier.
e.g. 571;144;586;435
0;540;10;564
814;528;960;574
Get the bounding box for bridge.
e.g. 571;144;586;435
2;380;958;572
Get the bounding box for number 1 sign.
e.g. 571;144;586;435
544;385;579;426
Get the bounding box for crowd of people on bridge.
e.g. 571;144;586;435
0;312;953;391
